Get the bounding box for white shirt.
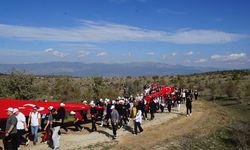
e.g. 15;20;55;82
135;110;142;123
29;112;41;126
182;92;186;98
16;112;26;130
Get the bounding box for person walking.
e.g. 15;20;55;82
3;108;18;150
186;94;193;116
134;109;143;135
90;102;97;132
194;90;199;100
110;105;119;139
70;111;84;131
159;96;165;113
44;106;54;147
51;107;62;150
57;103;68;133
148;99;156;120
27;106;41;145
144;100;149;120
13;108;29;149
166;95;172;113
176;94;181;112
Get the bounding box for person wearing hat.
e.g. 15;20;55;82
57;103;68;133
14;108;29;148
46;106;62;150
90;102;98;132
110;105;119;139
104;99;112;127
3;108;18;150
70;111;84;132
27;106;41;145
43;106;54;146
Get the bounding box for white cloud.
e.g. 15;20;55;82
0;20;246;44
77;50;90;58
44;48;66;58
96;52;107;57
186;51;193;55
162;52;177;59
146;52;155;55
193;58;207;63
211;53;247;61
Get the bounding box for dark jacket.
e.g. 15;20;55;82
57;107;66;119
149;100;156;112
90;107;97;118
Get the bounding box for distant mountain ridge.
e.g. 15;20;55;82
0;61;221;76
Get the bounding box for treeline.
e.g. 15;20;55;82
0;69;249;102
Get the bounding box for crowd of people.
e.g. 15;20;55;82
1;85;198;150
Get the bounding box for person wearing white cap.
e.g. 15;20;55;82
57;103;68;133
14;108;29;148
71;111;84;132
27;106;41;145
110;105;119;139
90;102;97;132
46;106;62;150
43;106;54;145
3;107;18;150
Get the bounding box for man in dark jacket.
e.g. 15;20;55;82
57;103;68;133
90;102;98;132
166;95;172;113
186;93;193;116
149;99;156;120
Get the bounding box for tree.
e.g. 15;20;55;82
0;70;36;99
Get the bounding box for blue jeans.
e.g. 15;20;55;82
31;126;39;144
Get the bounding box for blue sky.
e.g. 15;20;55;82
0;0;249;69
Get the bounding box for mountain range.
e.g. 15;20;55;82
0;62;223;76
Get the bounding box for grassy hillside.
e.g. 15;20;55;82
0;70;249;103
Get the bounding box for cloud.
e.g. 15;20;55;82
146;52;155;55
193;58;207;63
211;53;247;61
162;52;177;60
44;48;66;58
96;52;107;57
0;20;246;44
77;50;90;58
186;51;193;55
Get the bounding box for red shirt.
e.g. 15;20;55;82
74;112;82;121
